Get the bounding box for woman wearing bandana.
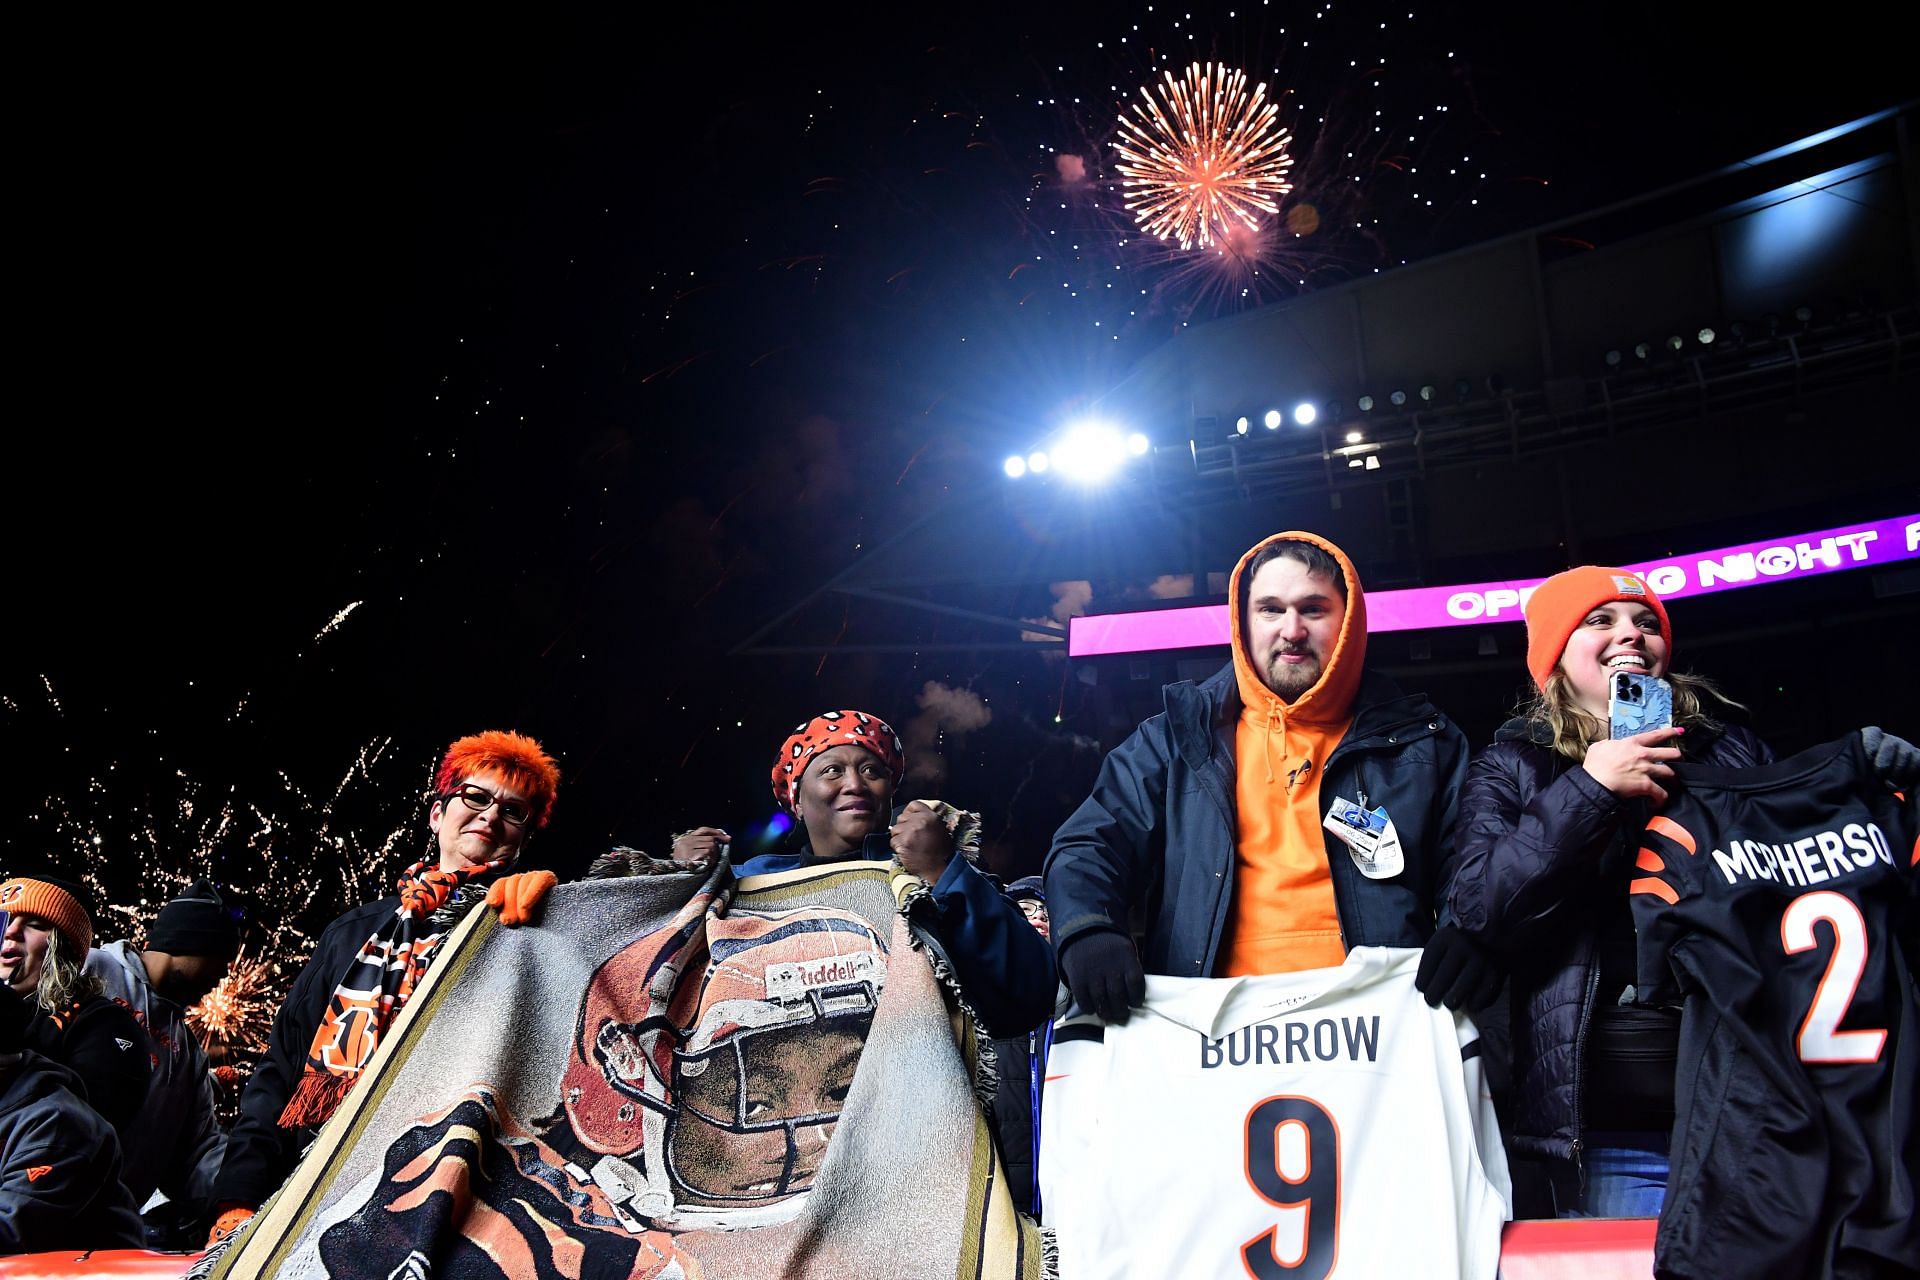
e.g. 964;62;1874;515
206;729;561;1245
675;710;1056;1040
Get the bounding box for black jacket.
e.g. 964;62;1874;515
1444;717;1772;1165
0;1050;144;1253
24;994;152;1149
215;892;451;1209
1046;663;1470;976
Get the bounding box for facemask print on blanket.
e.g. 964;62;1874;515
211;859;1049;1280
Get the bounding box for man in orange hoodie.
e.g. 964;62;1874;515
1045;531;1497;1020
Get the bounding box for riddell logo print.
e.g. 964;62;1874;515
765;952;883;1003
25;1165;52;1182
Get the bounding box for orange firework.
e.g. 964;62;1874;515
1114;61;1295;251
188;948;277;1058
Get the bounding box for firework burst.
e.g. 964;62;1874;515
1114;62;1295;251
187;946;277;1058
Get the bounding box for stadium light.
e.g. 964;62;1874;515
1052;421;1130;484
1127;432;1150;456
1004;455;1028;479
1027;450;1050;474
1357;395;1375;412
1345;430;1363;444
1292;402;1317;426
1235;415;1251;434
1698;327;1716;345
1389;389;1408;407
1263;409;1283;430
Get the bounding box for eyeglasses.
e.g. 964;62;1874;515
443;783;533;828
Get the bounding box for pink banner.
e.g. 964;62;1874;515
1068;513;1920;657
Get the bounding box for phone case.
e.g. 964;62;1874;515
1608;672;1674;739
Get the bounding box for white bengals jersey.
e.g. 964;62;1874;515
1039;947;1509;1280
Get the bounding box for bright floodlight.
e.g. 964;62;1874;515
1052;421;1129;483
1127;432;1150;456
1235;415;1251;434
1027;450;1051;474
1698;327;1716;345
1293;401;1318;426
1263;409;1282;430
1345;429;1363;444
1004;455;1028;479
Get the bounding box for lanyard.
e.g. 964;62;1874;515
1027;1015;1056;1219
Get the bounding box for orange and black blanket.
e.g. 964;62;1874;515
210;860;1048;1280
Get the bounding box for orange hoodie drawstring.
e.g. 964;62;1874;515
1264;703;1281;784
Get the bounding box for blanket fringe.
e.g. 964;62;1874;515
1039;1224;1060;1280
896;879;1000;1110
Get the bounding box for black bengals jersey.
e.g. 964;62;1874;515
1631;734;1918;1280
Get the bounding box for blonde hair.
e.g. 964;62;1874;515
30;926;101;1013
1516;669;1746;764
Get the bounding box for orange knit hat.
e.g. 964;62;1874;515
1524;566;1672;691
0;876;95;960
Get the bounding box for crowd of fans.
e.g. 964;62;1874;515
3;529;1913;1260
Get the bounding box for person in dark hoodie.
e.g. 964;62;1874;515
84;878;240;1235
0;873;152;1147
0;984;143;1253
1440;566;1769;1218
1045;531;1495;1018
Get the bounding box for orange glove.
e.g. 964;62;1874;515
485;869;558;927
207;1204;255;1246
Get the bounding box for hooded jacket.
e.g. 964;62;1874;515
1046;532;1470;978
84;939;227;1206
0;1050;144;1252
1220;533;1369;973
1444;716;1773;1166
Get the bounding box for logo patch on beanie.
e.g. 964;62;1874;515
0;883;19;907
1611;575;1646;596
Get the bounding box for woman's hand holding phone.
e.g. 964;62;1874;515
1583;726;1685;804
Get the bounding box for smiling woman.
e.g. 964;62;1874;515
206;729;561;1245
1441;567;1771;1220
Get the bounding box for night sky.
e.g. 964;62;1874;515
10;7;1912;946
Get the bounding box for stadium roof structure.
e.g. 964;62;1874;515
736;104;1920;660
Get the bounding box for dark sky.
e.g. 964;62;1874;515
10;7;1912;932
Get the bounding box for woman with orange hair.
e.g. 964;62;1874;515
206;729;560;1244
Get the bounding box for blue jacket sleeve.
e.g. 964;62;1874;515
1043;717;1172;951
919;855;1059;1037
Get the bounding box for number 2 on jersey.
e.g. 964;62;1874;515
1781;890;1887;1064
1242;1096;1339;1280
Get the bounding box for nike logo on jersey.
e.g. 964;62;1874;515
1199;1015;1380;1068
1707;822;1895;888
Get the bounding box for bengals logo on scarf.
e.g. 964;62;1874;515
279;857;506;1130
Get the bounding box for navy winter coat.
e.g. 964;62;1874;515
1445;717;1772;1165
1046;663;1470;976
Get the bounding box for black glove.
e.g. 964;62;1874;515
1059;930;1147;1025
1861;726;1920;789
1415;924;1503;1011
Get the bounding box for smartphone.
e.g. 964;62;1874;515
1608;671;1674;739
